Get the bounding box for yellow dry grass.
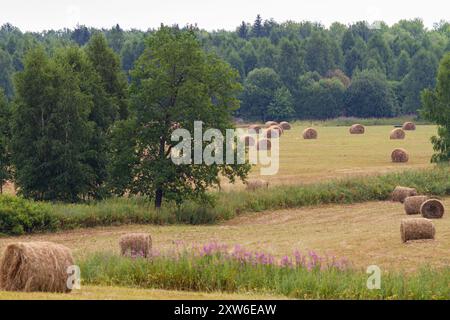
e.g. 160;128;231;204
222;125;435;190
0;285;286;300
1;198;448;273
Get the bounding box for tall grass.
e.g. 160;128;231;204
79;249;449;300
1;166;450;235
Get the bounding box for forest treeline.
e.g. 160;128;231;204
1;16;449;121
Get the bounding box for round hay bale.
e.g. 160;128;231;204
392;186;417;203
269;125;283;136
391;148;409;163
245;179;269;191
264;128;280;139
390;128;406;140
0;242;74;293
257;139;272;151
349;124;365;134
401;218;436;243
303;128;318;140
248;124;263;134
265;121;278;127
279;122;292;130
402;122;416;131
240;135;256;147
404;196;429;215
119;233;152;258
420;199;445;219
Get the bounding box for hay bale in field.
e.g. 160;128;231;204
257;139;272;151
248;124;263;134
265;121;278;127
246;179;269;191
269;125;283;136
264;129;280;139
402;122;416;131
240;135;256;147
349;124;365;134
421;199;445;219
303;128;318;140
279;122;292;130
391;148;409;163
392;186;417;203
404;196;429;215
390;128;406;140
0;242;74;293
119;233;152;258
401;218;435;243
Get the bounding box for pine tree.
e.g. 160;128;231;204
85;33;129;119
238;22;249;39
252;15;264;38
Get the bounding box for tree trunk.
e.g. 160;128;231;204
155;188;163;209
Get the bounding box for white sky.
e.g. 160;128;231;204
0;0;449;32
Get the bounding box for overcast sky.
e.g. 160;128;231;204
1;0;449;32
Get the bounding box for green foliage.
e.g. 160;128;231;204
345;70;396;118
421;53;450;162
109;27;250;208
85;33;129;120
80;252;450;299
402;49;438;114
11;47;94;202
295;73;346;119
0;195;58;235
267;87;295;121
305;31;337;75
240;67;282;120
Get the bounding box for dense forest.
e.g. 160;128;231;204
1;16;449;121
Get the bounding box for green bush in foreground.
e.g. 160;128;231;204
1;167;450;235
79;251;449;300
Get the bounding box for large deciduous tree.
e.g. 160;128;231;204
108;27;250;208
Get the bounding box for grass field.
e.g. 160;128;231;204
224;124;436;189
0;124;448;300
1;198;448;272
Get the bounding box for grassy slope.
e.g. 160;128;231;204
2;198;449;272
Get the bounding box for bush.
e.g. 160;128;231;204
0;196;58;235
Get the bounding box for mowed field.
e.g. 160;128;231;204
225;124;436;189
1;124;448;300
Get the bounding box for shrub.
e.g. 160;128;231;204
0;196;58;235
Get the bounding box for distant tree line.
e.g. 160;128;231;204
0;17;449;121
